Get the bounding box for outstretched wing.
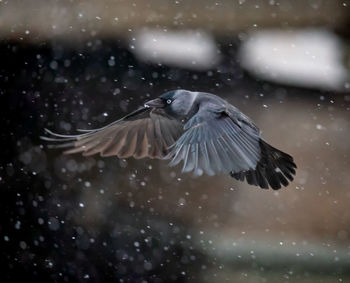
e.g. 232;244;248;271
42;108;183;159
166;103;262;176
166;102;296;190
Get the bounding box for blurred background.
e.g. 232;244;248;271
1;0;350;282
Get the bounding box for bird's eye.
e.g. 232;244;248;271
166;99;172;105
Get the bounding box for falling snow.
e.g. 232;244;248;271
1;1;350;282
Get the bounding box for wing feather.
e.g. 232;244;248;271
43;108;183;159
166;104;261;176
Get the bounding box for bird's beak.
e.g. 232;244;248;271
144;98;165;108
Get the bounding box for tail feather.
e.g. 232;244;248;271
230;140;297;190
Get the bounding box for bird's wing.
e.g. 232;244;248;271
42;107;183;159
230;139;296;190
165;103;262;176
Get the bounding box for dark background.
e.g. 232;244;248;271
1;1;350;282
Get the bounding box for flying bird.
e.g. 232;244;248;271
42;90;296;190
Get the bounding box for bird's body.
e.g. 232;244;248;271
43;90;296;190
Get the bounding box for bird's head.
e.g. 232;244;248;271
144;89;198;117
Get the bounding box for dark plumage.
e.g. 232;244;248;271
42;89;297;190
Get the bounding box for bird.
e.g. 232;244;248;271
42;89;296;190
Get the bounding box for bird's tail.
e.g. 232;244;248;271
231;140;297;190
